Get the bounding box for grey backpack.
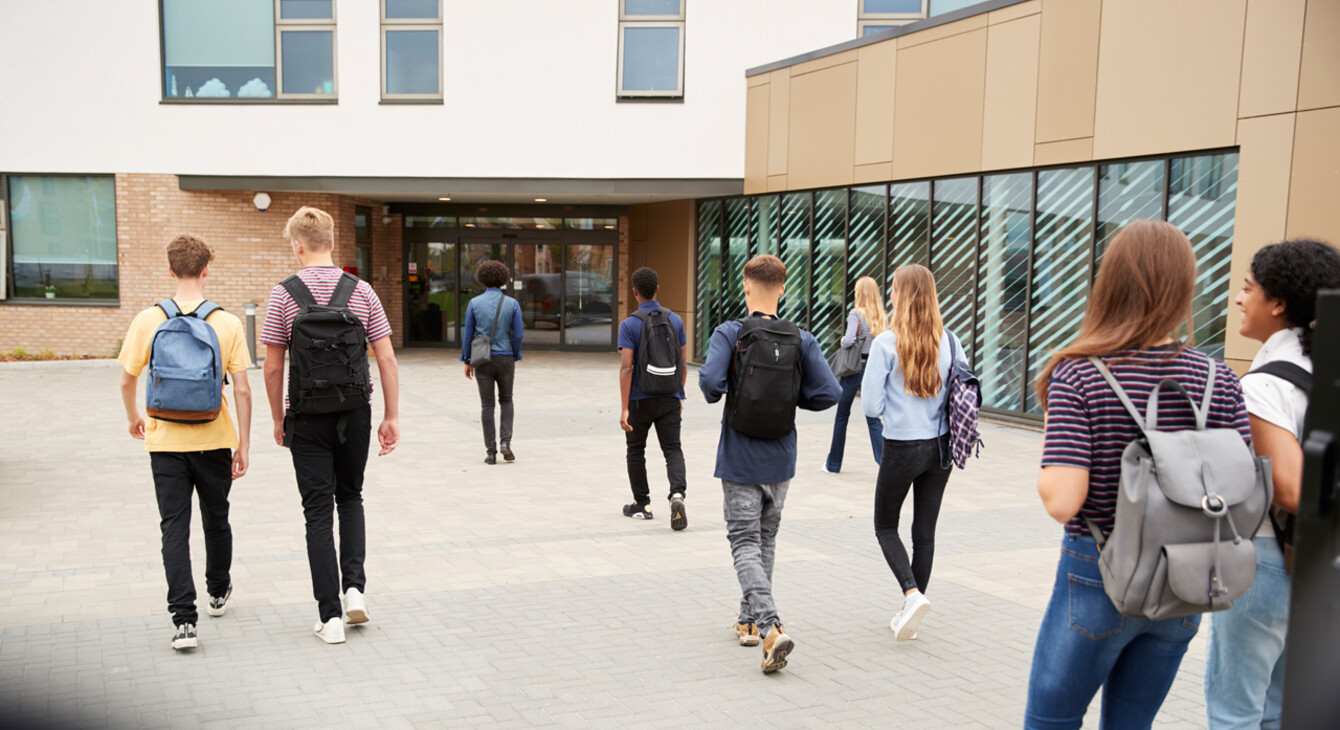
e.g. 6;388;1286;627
1085;356;1272;621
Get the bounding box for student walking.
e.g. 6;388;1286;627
118;235;252;651
824;276;887;473
461;260;524;465
1025;220;1252;729
699;254;841;673
862;265;969;641
1204;239;1340;729
618;267;689;528
261;206;400;645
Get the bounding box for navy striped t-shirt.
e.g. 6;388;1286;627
1040;345;1251;537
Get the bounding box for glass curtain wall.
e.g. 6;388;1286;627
693;150;1240;419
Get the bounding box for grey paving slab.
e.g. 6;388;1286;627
0;351;1211;728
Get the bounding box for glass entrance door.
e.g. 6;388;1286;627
460;241;509;336
513;242;563;345
564;244;615;345
406;240;457;344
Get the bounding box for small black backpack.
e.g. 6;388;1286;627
726;317;803;440
282;272;370;415
631;308;683;395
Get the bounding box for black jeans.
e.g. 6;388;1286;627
625;396;687;505
150;449;233;626
475;355;515;455
290;404;371;622
873;435;952;594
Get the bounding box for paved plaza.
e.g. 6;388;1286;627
0;351;1212;728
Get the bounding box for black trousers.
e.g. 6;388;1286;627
290;405;371;622
625;396;687;506
474;355;515;455
150;449;233;626
873;435;952;594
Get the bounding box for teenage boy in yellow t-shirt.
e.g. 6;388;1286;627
118;235;252;651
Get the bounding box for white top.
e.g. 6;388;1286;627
1240;327;1311;539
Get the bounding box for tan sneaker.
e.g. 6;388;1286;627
760;625;794;673
731;621;760;646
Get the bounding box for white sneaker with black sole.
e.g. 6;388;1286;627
315;616;346;644
207;585;232;617
343;587;369;624
171;623;198;651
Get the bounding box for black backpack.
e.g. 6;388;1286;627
631;308;683;395
1247;360;1312;573
282;272;371;415
726;317;803;440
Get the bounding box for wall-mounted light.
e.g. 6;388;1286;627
534;198;547;203
438;196;451;201
253;192;272;212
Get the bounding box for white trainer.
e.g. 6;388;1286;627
891;591;930;642
343;587;370;625
314;616;346;644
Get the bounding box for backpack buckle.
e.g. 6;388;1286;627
313;379;329;389
312;339;328;349
1201;494;1228;518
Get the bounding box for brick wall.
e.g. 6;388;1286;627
0;174;401;355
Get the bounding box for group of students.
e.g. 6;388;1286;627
120;205;1335;725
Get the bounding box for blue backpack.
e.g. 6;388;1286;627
145;300;226;424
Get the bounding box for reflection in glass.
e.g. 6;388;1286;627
355;246;371;283
931;178;978;366
848;185;886;304
281;30;335;95
459;217;562;230
406;241;457;344
1027;167;1095;413
723;198;753;322
695;201;723;356
565;218;618;230
863;0;923;12
1097;160;1163;260
354;210;371;240
975;173;1032;412
624;0;682;15
812;190;848;358
565;245;616;345
162;0;275;99
385;0;440;19
929;0;982;17
404;216;457;228
514;244;563;346
280;0;333;19
1170;153;1238;360
386;30;439;95
755;196;780;257
621;26;680;92
460;242;508;341
888;181;930;302
7;175;118;300
779;193;812;327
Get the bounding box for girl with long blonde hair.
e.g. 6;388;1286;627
823;276;888;473
860;264;969;641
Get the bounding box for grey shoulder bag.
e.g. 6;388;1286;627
829;312;867;378
469;293;507;367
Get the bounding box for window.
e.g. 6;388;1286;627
4;175;118;302
858;0;926;36
354;206;372;283
0;178;7;301
160;0;337;101
618;0;685;99
381;0;443;101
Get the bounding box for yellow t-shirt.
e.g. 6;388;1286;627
118;299;251;452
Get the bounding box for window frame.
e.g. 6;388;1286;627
1;173;121;306
380;0;444;102
857;0;926;37
616;19;686;99
619;0;685;22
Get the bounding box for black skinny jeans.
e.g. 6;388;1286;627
625;396;687;505
873;435;952;594
150;449;234;626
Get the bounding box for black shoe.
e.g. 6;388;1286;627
485;454;497;465
171;623;198;651
500;443;515;462
669;493;688;531
623;503;653;520
207;584;232;617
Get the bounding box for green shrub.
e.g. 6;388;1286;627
111;339;123;358
39;348;55;360
11;347;27;359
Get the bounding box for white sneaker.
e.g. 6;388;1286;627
314;616;346;644
343;587;370;625
821;464;838;474
891;592;930;642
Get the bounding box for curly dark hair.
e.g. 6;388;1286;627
1251;239;1340;356
631;267;659;300
476;260;510;288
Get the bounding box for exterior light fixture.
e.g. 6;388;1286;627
253;192;272;212
534;197;547;202
438;196;451;201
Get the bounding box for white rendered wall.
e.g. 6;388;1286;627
0;1;854;180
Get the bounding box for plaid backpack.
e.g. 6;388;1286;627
939;331;983;469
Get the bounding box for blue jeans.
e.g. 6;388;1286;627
1204;536;1289;730
825;365;882;472
722;479;790;631
1025;534;1201;730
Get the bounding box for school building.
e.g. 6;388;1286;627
1;1;1337;420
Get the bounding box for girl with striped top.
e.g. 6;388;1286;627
823;276;887;473
1025;220;1252;729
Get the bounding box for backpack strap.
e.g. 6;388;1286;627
1088;356;1149;431
1145;361;1214;431
489;290;507;340
1249;361;1312;394
281;275;319;310
156;300;182;319
191;301;222;320
328;272;359;309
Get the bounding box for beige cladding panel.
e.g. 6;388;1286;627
1238;0;1307;119
1091;0;1246;160
1226;113;1296;362
898;12;987;49
989;0;1040;25
745;84;770;194
786;62;859;190
892;29;988;180
767;70;790;177
1034;0;1100;144
1298;0;1340;111
1287;106;1340;241
1033;137;1093;166
981;15;1041;172
854;41;898;166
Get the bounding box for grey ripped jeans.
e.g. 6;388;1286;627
722;479;791;631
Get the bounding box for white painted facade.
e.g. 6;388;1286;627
0;0;855;181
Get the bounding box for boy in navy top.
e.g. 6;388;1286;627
618;267;689;529
698;254;841;673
